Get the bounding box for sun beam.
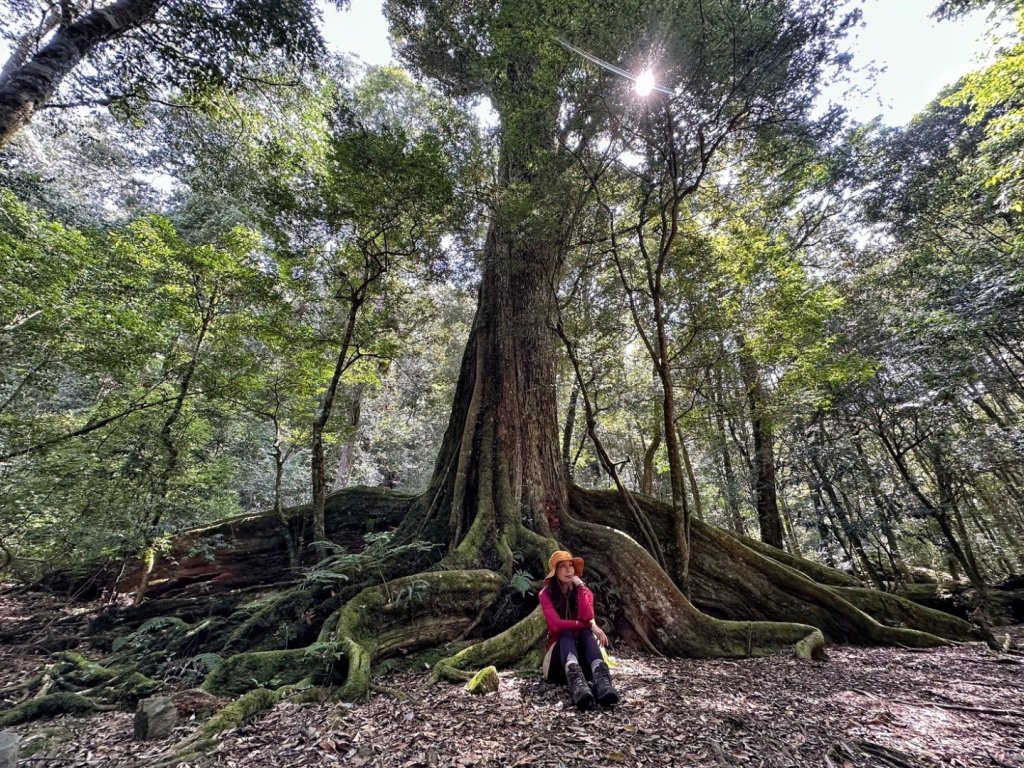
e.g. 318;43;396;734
634;69;656;97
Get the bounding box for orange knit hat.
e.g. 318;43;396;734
545;550;584;580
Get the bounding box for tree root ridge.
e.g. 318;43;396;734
316;569;506;701
158;687;284;766
832;586;979;642
433;607;546;682
570;487;956;648
101;485;420;601
560;509;828;660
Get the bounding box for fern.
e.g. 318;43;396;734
302;533;439;589
510;569;534;596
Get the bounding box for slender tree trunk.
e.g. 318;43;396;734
777;490;802;557
923;443;986;588
333;384;365;490
853;438;914;584
965;502;1012;575
807;473;855;567
678;430;703;522
272;414;298;570
874;426;986;590
556;321;666;569
0;0;161;146
134;289;216;605
640;428;661;497
713;370;746;535
975;482;1024;571
654;317;692;590
810;455;884;589
312;295;365;549
736;336;784;548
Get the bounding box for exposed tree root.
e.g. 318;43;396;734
314;569;506;701
160;687;283;766
832;587;980;642
0;651;159;724
571;488;958;648
200;645;339;697
722;530;862;587
0;691;102;726
561;511;829;659
432;607;546;682
8;477;992;737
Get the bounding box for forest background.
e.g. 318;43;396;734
2;0;1022;601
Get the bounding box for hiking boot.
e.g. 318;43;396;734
592;660;619;706
566;662;595;710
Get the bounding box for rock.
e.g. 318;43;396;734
134;696;177;740
0;731;19;768
465;666;499;695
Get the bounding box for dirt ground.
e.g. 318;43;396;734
2;589;1023;768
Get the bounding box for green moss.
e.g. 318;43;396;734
0;692;97;726
466;666;499;694
373;642;472;677
197;687;280;739
104;671;161;703
52;652;116;688
193;653;223;673
833;586;977;640
436;607;545;680
200;645;342;697
518;648;544;671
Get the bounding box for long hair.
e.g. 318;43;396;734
548;582;579;620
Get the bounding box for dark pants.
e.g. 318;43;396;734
547;630;602;683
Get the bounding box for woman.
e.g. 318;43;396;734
539;550;620;709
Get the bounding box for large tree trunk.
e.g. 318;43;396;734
401;217;567;569
396;83;569;574
0;0;161;147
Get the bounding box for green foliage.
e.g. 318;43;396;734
112;617;190;654
0;0;345;139
510;569;534;597
303;532;438;588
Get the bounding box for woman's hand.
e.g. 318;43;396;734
592;625;608;647
571;575;584;587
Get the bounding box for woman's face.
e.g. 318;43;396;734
555;560;576;586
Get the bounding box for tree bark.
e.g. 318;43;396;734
0;0;161;147
561;384;579;477
333;384;365;490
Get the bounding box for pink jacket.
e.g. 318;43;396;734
539;581;595;650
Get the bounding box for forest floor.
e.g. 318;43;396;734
1;589;1023;768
